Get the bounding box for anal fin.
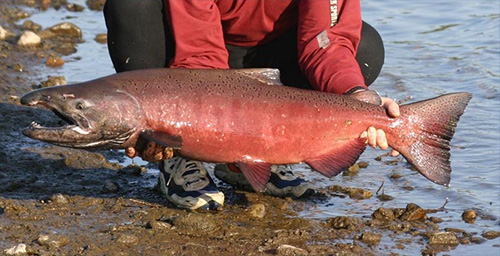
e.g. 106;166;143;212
236;162;272;192
306;138;366;177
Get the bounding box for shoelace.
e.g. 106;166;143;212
165;158;207;190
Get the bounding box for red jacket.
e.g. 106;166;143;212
164;0;366;94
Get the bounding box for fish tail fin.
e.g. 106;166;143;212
392;92;472;186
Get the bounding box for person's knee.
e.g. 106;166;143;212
104;0;162;21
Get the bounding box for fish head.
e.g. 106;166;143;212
20;81;142;150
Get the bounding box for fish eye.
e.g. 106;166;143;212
75;102;85;110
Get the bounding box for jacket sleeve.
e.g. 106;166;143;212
164;0;229;69
297;0;367;94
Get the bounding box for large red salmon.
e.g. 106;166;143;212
20;68;472;191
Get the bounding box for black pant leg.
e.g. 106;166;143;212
104;0;172;73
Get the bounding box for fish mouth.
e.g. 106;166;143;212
25;100;91;135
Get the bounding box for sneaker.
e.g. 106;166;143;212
214;164;315;198
158;157;224;210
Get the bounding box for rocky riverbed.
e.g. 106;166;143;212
1;1;499;255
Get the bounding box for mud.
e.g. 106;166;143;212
1;1;499;255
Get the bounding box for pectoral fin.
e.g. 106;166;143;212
140;130;183;149
236;162;272;192
306;138;366;177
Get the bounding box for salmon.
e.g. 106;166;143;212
20;68;472;191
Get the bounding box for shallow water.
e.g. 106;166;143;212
21;0;500;254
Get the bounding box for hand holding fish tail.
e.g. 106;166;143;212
352;89;400;156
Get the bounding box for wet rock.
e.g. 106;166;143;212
45;55;65;67
327;216;362;230
428;232;459;246
343;163;359;176
444;227;466;234
429;216;443;223
94;33;107;44
117;234;139;245
11;63;24;72
86;0;106;11
34;75;67;88
65;3;85;12
172;213;218;232
462;209;477;223
22;20;42;32
276;244;309;256
376;194;394;201
328;185;372;200
103;181;119;193
372;207;396;221
399;203;427;221
17;31;41;46
471;236;487;244
50;193;69;204
39;22;82;39
0;26;15;40
119;164;147;176
147;220;172;230
482;230;500;240
390;173;402;179
37;233;70;249
360;232;382;245
4;243;26;255
248;203;266;218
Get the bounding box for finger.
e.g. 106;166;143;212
391;149;400;157
126;147;137;158
141;141;157;161
381;97;401;117
153;144;165;161
376;129;388;150
367;126;377;148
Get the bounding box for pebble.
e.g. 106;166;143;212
248;203;266;218
117;234;139;245
34;75;67;88
4;244;26;255
428;232;459;246
22;20;42;32
429;216;443;223
148;220;172;230
39;22;82;39
45;55;65;67
172;213;218;231
372;207;396;221
37;233;69;249
482;230;500;240
94;33;107;44
103;181;119;193
399;203;427;221
462;209;477;223
328;216;362;230
50;193;69;204
17;31;41;46
0;25;15;40
276;244;309;256
360;232;382;245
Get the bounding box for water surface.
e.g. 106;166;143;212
22;0;500;254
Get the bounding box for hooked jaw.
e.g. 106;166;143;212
21;94;98;148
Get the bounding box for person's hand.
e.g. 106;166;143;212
351;89;400;156
126;140;174;162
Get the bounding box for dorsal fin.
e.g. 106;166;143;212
235;68;283;86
